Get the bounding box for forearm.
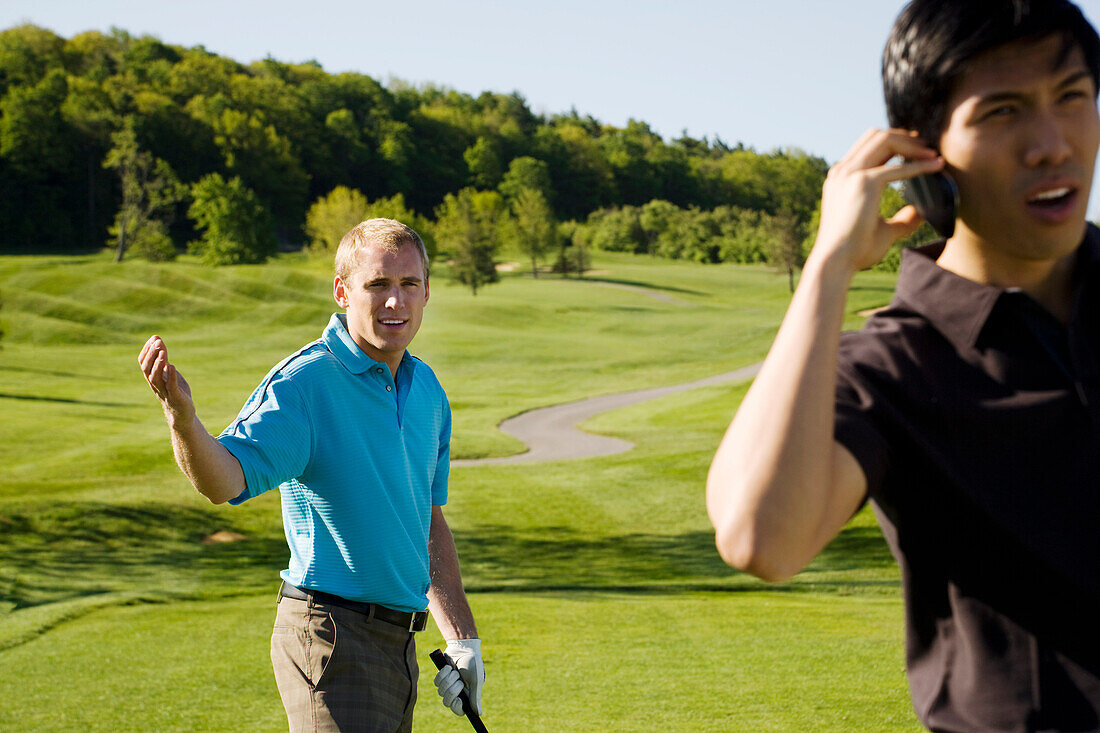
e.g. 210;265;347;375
707;129;941;581
140;335;244;504
427;508;478;639
706;252;856;579
167;413;246;504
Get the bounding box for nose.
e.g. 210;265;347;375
385;289;402;310
1023;110;1072;168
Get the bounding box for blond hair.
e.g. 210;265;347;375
334;218;429;282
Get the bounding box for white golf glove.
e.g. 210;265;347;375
433;638;484;716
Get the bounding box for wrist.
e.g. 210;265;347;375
803;247;859;288
166;409;200;435
446;637;481;648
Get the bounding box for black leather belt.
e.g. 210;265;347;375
278;581;429;632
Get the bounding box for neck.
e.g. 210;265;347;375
369;347;404;377
936;231;1077;324
378;353;402;376
349;333;404;375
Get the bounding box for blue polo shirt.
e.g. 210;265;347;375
217;313;450;612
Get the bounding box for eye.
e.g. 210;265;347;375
983;104;1017;120
1059;88;1089;103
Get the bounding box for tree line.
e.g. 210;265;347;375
0;24;925;288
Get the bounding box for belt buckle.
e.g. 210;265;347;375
409;611;427;633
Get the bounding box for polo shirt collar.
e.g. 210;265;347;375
893;242;1000;351
323;313;409;376
893;225;1100;351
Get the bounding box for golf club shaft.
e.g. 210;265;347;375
430;649;488;733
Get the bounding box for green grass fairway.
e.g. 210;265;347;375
0;251;912;730
0;592;920;732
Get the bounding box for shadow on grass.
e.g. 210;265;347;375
453;522;896;593
810;525;897;571
0;503;898;616
848;284;896;293
580;276;702;296
0;365;85;379
0;392;134;407
0;502;286;610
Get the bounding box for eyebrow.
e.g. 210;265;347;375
366;275;423;285
1055;69;1095;90
974;69;1094;106
1049;67;1094;91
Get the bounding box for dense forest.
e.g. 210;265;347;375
0;23;925;275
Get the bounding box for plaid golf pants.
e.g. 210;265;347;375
271;594;419;732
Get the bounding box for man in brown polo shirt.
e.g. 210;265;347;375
707;0;1100;729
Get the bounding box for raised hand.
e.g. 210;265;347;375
138;335;195;423
137;334;245;503
812;128;945;272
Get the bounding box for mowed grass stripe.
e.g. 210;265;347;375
0;592;920;733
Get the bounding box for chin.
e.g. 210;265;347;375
1042;218;1088;252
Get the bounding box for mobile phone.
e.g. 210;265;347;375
901;170;959;238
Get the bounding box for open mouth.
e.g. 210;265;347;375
380;319;407;326
1027;187;1075;209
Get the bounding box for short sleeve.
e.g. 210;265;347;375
217;371;313;504
834;345;892;496
431;397;451;506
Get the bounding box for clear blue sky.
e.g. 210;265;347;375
4;0;1100;219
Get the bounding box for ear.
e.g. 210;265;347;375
423;276;430;305
333;275;349;309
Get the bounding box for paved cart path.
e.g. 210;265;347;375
452;362;762;466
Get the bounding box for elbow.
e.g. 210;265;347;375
713;520;800;583
196;483;240;505
708;473;802;583
201;489;230;505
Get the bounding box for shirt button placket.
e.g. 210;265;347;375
374;366;394;394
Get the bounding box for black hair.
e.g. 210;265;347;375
883;0;1100;146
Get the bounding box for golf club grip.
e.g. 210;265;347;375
430;649;488;733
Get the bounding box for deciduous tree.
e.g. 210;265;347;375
305;187;436;259
0;67;80;250
510;187;555;278
464;136;503;189
554;221;590;278
305;185;368;254
187;172;275;265
498;156;552;204
765;208;806;293
102;120;183;261
435;188;506;295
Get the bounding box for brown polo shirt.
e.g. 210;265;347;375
835;226;1100;731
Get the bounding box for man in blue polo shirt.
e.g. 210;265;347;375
139;218;483;732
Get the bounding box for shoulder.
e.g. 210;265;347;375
840;304;929;361
243;340;334;410
838;304;949;389
269;340;341;383
230;340;331;425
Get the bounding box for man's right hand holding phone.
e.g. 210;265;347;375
810;128;946;277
